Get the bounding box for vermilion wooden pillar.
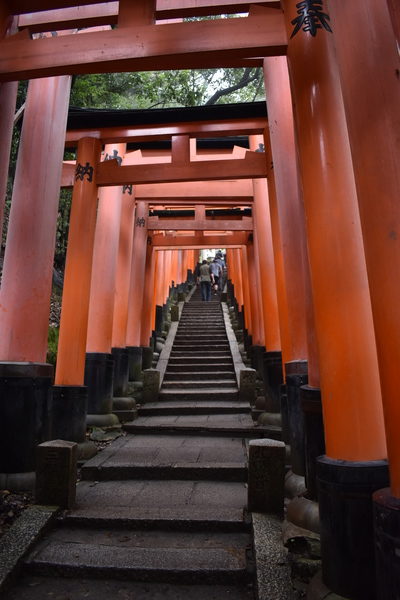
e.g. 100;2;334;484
54;137;101;451
327;1;400;593
250;139;285;415
0;75;72;483
171;250;179;289
85;143;125;426
281;1;388;596
112;188;136;342
259;63;310;368
140;244;157;348
155;250;168;336
163;249;172;302
126;200;149;379
249;139;281;356
251;223;266;348
262;57;321;489
55;137;101;385
246;241;263;347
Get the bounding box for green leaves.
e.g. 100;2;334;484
69;68;264;110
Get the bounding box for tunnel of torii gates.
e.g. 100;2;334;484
0;0;398;597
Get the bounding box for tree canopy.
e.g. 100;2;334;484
70;67;265;109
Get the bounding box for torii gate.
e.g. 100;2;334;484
0;2;398;597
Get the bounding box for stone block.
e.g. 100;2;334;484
142;369;160;403
35;440;77;508
170;304;179;322
239;368;256;403
248;438;286;514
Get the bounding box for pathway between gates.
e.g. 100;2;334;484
4;289;283;600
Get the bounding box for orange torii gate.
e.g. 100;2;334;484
0;1;398;597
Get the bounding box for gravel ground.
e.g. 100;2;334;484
0;490;34;540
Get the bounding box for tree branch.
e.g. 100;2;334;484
205;67;260;105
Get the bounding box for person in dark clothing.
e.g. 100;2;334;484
198;259;212;301
209;258;222;294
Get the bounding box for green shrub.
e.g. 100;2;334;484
47;326;59;366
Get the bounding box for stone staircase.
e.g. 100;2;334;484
4;289;276;600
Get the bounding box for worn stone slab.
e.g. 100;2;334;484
124;414;281;439
158;389;239;402
80;434;248;481
252;512;295;600
76;477;246;504
3;576;255;600
248;439;286;513
35;440;77;509
164;371;236;381
166;362;233;372
0;506;58;594
25;528;252;584
139;400;249;416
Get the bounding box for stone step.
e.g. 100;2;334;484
174;337;228;342
158;389;239;401
178;319;223;324
82;461;246;482
168;357;233;365
124;415;281;439
172;346;230;352
166;363;234;372
2;577;255;600
139;400;248;417
164;371;236;381
170;352;232;358
24;527;252;585
162;379;237;388
80;435;249;482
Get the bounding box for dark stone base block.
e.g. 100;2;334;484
127;346;143;381
155;304;163;335
262;351;284;413
52;385;88;443
301;385;325;500
317;456;389;599
84;352;114;414
250;345;265;375
141;345;153;370
373;488;400;599
279;384;290;445
111;347;129;396
286;361;308;477
0;362;53;473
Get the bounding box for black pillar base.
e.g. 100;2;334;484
250;345;265;374
262;351;284;413
84;352;114;414
111;347;129;396
127;346;143;381
317;456;389;599
141;345;153;370
52;385;87;443
373;488;400;599
286;360;308;477
279;384;290;444
0;362;53;473
301;385;325;500
155;305;163;336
